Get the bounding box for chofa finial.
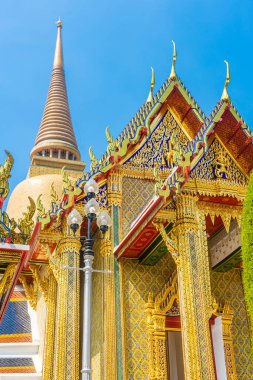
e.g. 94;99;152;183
169;40;177;81
146;67;155;103
221;60;230;102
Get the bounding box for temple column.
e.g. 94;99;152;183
55;237;81;380
43;271;57;380
221;303;237;380
100;237;116;380
146;295;167;380
175;194;215;380
107;170;124;379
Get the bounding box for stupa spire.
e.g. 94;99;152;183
30;20;81;162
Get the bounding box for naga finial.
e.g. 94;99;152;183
61;167;73;192
18;196;36;237
0;150;14;205
50;183;59;203
146;67;155;103
36;194;46;219
105;126;114;144
169;40;177;81
89;146;99;171
221;60;231;102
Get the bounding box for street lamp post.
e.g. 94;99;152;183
67;179;112;380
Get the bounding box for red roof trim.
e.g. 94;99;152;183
0;222;41;323
114;195;164;258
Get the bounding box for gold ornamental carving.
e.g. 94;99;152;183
43;273;57;380
197;201;242;232
19;275;38;310
56;237;81;256
152;222;179;265
174;194;216;380
145;270;178;380
0;150;14;201
54;236;81;380
107;170;123;206
29;265;50;304
123;109;189;172
190;138;247;186
0;264;17;296
101;237;112;257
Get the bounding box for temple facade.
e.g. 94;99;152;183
0;21;252;380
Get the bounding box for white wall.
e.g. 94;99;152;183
211;316;227;380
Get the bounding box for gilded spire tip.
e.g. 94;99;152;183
221;60;230;103
57;17;62;28
169;40;177;81
53;18;63;68
146;67;155;103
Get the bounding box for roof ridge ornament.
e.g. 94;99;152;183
89;146;99;172
146;67;155;103
221;60;231;103
169;40;177;81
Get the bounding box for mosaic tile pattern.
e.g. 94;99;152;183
211;269;253;379
0;358;35;373
0;291;32;343
122;177;154;236
122;254;175;379
0;358;34;367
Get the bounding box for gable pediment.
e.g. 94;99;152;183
123;109;189;171
190;138;247;186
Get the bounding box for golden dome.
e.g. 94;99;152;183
6;174;64;222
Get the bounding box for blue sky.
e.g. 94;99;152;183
0;0;253;193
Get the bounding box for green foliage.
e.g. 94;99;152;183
241;171;253;351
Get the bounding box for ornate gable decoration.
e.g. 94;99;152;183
123;109;189;171
190;139;247;186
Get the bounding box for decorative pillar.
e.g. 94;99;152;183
43;271;57;380
107;170;124;379
55;237;81;380
221;303;237;380
100;237;116;379
175;194;215;380
146;294;167;380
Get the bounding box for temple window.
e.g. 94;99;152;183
52;149;58;158
61;150;66;159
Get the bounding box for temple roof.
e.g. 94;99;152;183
88;53;252;179
94;75;205;174
30;20;80;161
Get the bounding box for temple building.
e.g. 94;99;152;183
0;21;252;380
